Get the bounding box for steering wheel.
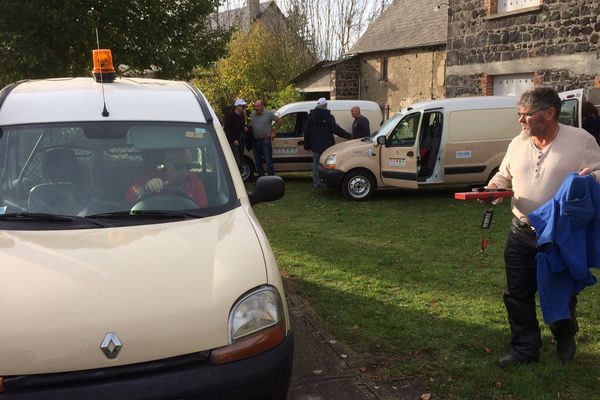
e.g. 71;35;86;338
131;188;199;211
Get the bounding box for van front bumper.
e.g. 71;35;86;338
318;167;343;189
1;333;293;400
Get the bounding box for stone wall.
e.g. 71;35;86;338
446;0;600;96
360;46;447;112
332;57;360;100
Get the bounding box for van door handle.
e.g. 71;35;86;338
407;151;414;157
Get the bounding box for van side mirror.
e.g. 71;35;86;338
376;135;386;146
249;176;285;205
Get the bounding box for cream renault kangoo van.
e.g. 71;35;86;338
0;51;291;399
318;96;521;201
241;100;382;181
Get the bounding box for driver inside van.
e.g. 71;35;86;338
126;148;208;207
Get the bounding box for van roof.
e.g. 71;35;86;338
0;77;210;126
277;100;381;115
400;96;519;114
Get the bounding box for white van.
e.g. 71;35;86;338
559;87;600;127
0;50;292;399
318;96;521;200
241;100;382;181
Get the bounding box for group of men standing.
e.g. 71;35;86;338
223;98;281;178
223;97;370;187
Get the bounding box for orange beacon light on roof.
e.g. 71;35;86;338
92;49;116;83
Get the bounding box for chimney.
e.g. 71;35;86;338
248;0;260;22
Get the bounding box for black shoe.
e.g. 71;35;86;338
497;352;537;368
556;338;576;361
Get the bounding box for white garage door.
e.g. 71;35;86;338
493;74;534;96
497;0;539;13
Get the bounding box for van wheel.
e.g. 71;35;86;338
342;169;376;201
487;167;499;183
241;157;255;182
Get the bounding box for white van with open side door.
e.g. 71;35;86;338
0;50;292;400
318;96;521;201
559;87;600;127
241;100;382;181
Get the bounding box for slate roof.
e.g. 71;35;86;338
348;0;448;54
211;2;271;31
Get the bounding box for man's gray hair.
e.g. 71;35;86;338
519;87;562;121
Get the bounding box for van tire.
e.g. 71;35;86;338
241;156;255;182
487;167;499;183
342;169;376;201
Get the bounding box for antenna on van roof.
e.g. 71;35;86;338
95;28;110;117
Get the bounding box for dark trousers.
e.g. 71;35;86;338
503;218;578;359
253;139;275;176
230;143;242;172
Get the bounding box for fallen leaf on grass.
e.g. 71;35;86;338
420;393;431;400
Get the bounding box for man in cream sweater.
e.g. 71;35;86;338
487;87;600;368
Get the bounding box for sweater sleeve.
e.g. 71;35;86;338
330;116;351;139
582;134;600;182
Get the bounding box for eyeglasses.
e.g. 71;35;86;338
517;107;549;118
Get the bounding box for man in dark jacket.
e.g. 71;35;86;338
303;98;351;189
223;98;247;171
350;106;371;139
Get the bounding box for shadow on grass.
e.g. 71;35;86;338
291;278;600;400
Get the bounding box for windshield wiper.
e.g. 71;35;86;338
0;212;105;227
85;210;207;220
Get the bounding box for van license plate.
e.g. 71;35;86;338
274;147;298;154
388;158;406;167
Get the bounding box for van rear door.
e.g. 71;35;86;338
379;112;420;189
559;89;583;127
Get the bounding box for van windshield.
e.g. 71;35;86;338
0;122;237;229
369;113;404;141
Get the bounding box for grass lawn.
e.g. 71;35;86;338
252;173;600;400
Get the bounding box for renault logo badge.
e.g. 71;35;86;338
100;332;122;359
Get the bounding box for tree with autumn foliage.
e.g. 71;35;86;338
0;0;229;86
193;21;307;118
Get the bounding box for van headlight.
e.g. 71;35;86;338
323;154;337;170
210;286;286;364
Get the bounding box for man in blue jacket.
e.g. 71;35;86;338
303;98;351;189
487;87;600;367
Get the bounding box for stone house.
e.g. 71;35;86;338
213;0;315;70
446;0;600;98
292;0;448;115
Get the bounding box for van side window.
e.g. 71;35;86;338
388;113;420;147
559;99;578;127
276;112;308;138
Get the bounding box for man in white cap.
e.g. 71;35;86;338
224;98;247;171
303;97;351;189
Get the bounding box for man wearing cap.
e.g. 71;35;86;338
303;98;352;189
224;99;247;171
249;100;281;176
